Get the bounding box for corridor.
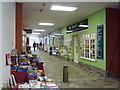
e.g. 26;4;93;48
34;50;119;88
1;2;120;89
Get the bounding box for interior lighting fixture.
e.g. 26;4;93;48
32;33;41;35
39;23;54;26
79;25;88;28
55;34;61;35
50;5;77;11
66;31;72;32
34;29;45;31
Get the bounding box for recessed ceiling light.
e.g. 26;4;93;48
34;29;45;31
39;23;54;26
50;5;77;11
32;33;41;35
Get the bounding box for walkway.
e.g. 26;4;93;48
34;50;119;88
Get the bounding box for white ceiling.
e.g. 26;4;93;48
23;2;119;37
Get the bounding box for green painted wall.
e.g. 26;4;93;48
52;37;55;46
60;9;106;70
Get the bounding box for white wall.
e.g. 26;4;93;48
0;1;2;89
0;2;15;89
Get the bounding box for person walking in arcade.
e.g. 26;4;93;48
33;41;36;51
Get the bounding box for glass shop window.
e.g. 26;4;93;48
80;33;96;61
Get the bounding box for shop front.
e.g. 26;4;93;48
58;8;120;75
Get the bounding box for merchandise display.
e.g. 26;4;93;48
9;50;59;89
52;47;59;55
63;36;72;55
60;47;67;56
19;80;59;88
54;35;61;49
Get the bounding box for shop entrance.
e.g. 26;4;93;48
74;35;78;63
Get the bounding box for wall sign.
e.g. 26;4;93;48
97;24;104;60
24;29;32;33
66;19;88;34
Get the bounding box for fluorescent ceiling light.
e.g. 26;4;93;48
34;29;45;32
66;31;72;32
55;34;61;35
32;33;41;35
39;23;54;26
51;5;77;11
79;25;88;28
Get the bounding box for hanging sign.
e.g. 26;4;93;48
24;29;32;33
66;19;88;34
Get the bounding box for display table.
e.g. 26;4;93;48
10;53;51;89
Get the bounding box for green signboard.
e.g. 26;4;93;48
24;29;32;34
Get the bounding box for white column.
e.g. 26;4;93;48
1;2;16;88
0;1;2;89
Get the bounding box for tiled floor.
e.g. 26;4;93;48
34;50;120;88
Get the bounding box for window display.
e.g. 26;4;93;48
55;36;61;49
60;47;67;56
61;35;64;47
80;33;96;61
62;36;72;55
